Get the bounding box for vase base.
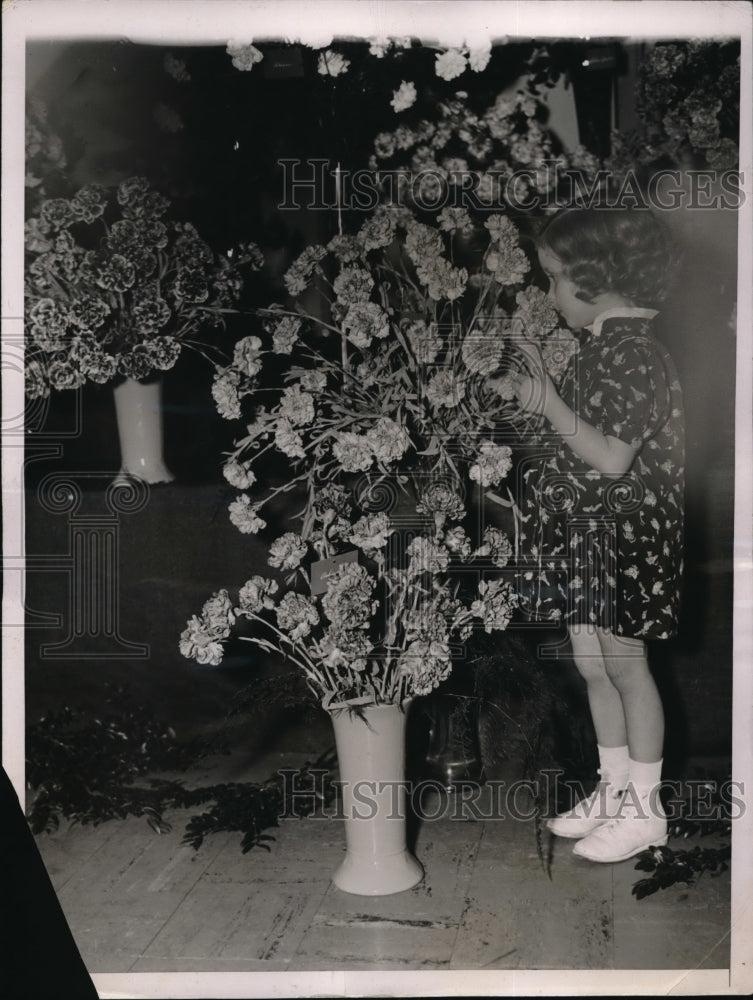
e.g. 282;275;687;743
333;850;423;896
113;464;175;487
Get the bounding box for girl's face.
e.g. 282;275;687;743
537;247;611;330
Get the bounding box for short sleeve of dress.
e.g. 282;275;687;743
586;336;673;451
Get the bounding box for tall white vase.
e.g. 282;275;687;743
112;377;174;484
328;702;423;896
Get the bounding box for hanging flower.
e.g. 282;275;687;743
237;576;279;615
223;458;256;490
228;494;266;534
424;370;466;409
227;42;264;71
475;526;513;567
317;50;350;76
416;482;466;521
391;81;417;113
406;537;450;577
274;418;306;459
268;532;308;571
435;48;467;81
212;367;243;420
232;336;263;378
468;45;492;72
279;384;315;427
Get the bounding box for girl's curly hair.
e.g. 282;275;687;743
536;207;680;307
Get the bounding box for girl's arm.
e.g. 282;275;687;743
514;341;637;476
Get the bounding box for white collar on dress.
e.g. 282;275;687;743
585;306;658;338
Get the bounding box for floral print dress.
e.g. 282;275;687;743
519;309;685;640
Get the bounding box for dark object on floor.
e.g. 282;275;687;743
1;766;99;999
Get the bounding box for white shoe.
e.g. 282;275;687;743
572;809;668;863
547;776;625;840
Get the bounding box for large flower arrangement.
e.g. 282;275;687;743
182;484;518;708
24;177;263;398
213;202;574;540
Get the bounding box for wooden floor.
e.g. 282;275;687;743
33;734;732;992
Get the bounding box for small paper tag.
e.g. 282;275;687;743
309;549;359;596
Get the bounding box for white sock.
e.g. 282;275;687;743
628;757;663;795
597;744;630;788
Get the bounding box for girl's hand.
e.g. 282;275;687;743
512;339;557;418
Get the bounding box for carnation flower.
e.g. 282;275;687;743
227;42;264;71
333;266;374;304
342;302;389;349
332;431;373;473
318;626;372;671
272;317;301;354
179;616;225;666
513;285;560;336
469;441;513;487
398;640;452;695
79;349;118;384
69;184;107;223
223;459;256;489
484;215;520;244
284;245;327;296
437;207;473;233
228;494;266;534
357;212;396;252
404;221;444;262
406;537;449;577
318;50;350;76
435;49;467;81
118;346;153;381
321;563;376;629
348;512;394;555
485;243;530;287
202;589;236;634
279;384;315;427
268;532;308;571
212;366;242;420
416;482;466;521
274;418;306;459
148;335;181;371
276;592;319;641
391;81;417;113
369;37;390;58
417;257;468;301
367;416;410;466
469;45;492;72
424;370;466;409
237;576;279;615
232;335;263;377
48;359;85;391
476;526;513;567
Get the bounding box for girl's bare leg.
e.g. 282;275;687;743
568;625;627;747
596;629;664;762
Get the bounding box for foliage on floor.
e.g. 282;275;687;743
631;771;732;899
25;679;338;852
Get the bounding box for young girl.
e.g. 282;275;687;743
512;207;684;863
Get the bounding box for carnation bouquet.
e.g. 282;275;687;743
181;484;518;708
215;202;578;542
24;177;263;398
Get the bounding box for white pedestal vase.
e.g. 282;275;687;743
112;377;174;484
328;701;423;896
